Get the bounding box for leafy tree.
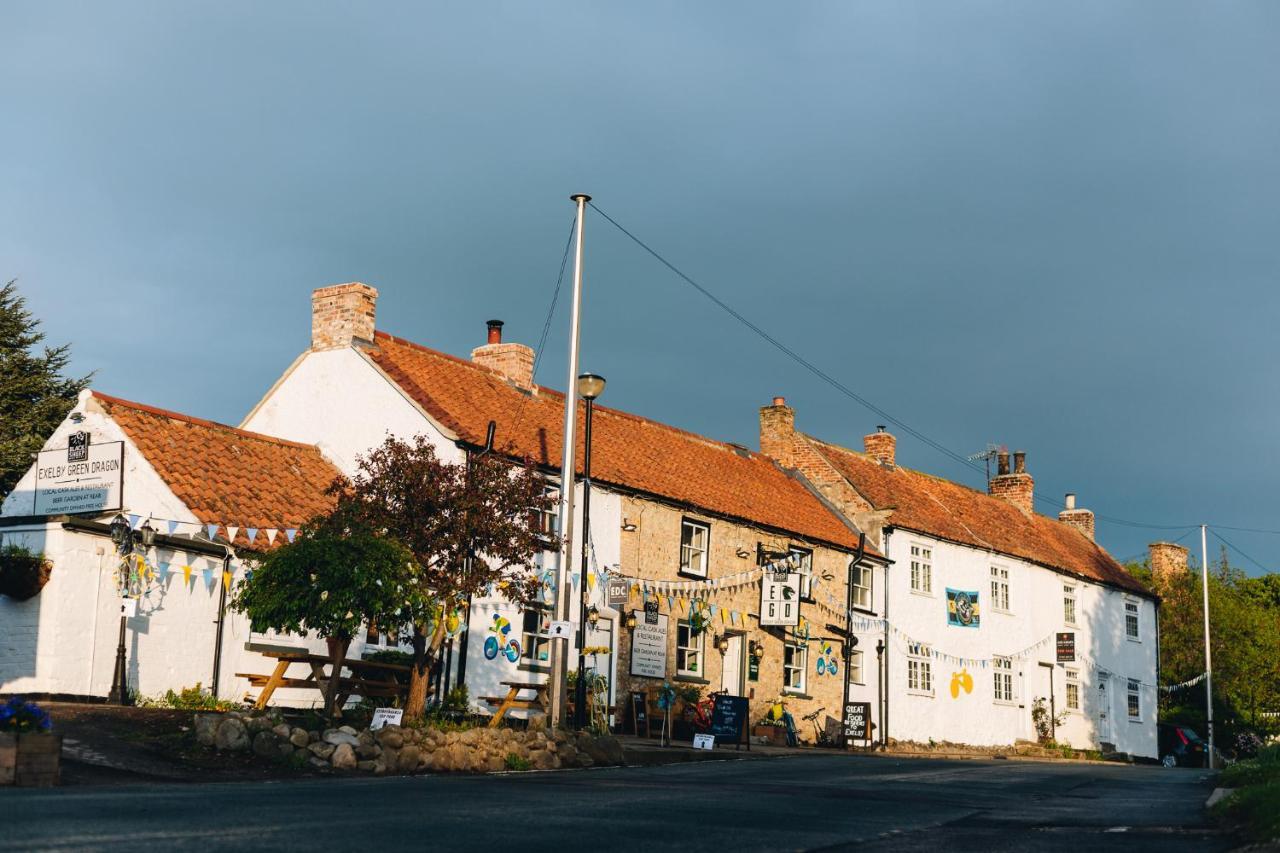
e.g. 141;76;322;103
330;435;552;720
1138;549;1280;739
231;522;420;719
0;280;92;497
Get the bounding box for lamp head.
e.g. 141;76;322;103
576;373;606;401
587;605;600;628
139;519;156;548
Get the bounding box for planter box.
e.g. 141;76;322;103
752;725;788;746
0;732;62;787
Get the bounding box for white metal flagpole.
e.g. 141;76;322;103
548;193;590;726
1200;524;1215;768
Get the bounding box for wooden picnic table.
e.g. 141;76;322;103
479;680;550;728
237;650;410;713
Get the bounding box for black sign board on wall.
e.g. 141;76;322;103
1056;632;1076;663
707;694;750;750
644;599;659;625
843;701;871;746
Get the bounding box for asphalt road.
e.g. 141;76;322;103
0;754;1224;852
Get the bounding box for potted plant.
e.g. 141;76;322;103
0;543;53;601
0;697;60;786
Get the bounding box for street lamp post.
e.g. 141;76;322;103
574;372;605;729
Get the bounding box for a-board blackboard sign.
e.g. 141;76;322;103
707;694;750;750
843;701;871;745
630;691;649;738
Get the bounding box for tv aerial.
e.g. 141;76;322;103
967;443;1006;480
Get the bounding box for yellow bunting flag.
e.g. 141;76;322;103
587;572;596;591
222;570;232;589
182;565;192;584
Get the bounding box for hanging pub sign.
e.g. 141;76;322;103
1056;632;1076;662
945;588;981;628
607;577;630;608
760;571;801;627
33;438;124;516
630;610;668;679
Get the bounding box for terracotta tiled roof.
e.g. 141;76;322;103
367;332;872;554
93;392;340;549
806;437;1150;595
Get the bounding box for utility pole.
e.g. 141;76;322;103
1200;524;1215;769
549;193;590;727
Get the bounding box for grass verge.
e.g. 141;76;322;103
1211;744;1280;842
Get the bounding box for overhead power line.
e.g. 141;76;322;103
587;202;1243;535
1209;528;1272;574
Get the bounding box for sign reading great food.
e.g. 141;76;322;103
629;610;668;679
34;437;123;515
759;570;801;627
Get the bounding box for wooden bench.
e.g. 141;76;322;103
236;650;410;713
481;680;550;728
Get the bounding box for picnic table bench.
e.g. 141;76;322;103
237;650;410;714
479;680;550;728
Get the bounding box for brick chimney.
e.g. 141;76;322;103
759;397;798;468
863;426;896;467
988;448;1034;514
311;283;378;350
471;320;535;391
1149;541;1189;586
1058;493;1095;541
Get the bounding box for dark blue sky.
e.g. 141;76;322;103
4;2;1278;572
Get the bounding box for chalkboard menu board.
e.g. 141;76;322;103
630;691;649;737
707;694;750;750
843;701;871;745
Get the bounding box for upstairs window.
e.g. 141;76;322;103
990;566;1010;612
910;543;933;594
790;547;814;600
851;561;873;610
1065;668;1080;711
1125;600;1140;641
679;518;710;578
1063;584;1077;626
849;649;865;685
520;607;551;668
993;656;1015;703
907;642;933;695
529;484;559;543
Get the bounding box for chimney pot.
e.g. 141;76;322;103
1064;493;1076;510
1013;450;1026;474
472;322;534;390
989;448;1033;514
997;450;1010;476
772;396;786;407
1058;493;1094;540
486;319;504;344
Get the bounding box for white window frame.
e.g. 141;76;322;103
910;543;933;595
1127;678;1141;720
851;561;872;611
1063;584;1077;627
993;656;1015;704
679;518;710;578
676;621;704;678
990;565;1010;613
520;607;552;668
1065;668;1080;711
849;648;865;685
530;482;560;540
907;642;933;696
783;637;808;694
1125;599;1140;642
790;546;814;600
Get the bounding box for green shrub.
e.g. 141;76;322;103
136;683;237;712
503;753;532;771
1221;744;1280;788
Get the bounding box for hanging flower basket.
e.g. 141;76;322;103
0;544;52;601
688;600;712;636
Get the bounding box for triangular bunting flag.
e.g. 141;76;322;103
226;526;240;544
285;528;298;543
206;523;218;541
167;520;178;535
128;514;140;530
266;528;278;545
246;527;258;545
222;570;233;590
667;596;674;610
182;565;192;585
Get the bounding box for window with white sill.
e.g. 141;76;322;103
849;649;865;685
851;561;872;610
676;621;704;678
1127;678;1141;720
1125;600;1140;641
907;642;933;695
680;518;710;578
993;656;1015;703
990;566;1010;612
790;546;814;600
1063;584;1077;626
910;543;933;594
784;638;807;693
1065;668;1080;711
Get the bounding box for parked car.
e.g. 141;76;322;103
1158;723;1207;768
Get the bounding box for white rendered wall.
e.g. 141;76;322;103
882;528;1157;758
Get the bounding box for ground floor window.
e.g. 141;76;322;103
677;621;704;677
521;608;551;667
1127;678;1141;720
849;648;864;684
993;656;1014;703
784;639;808;693
907;643;933;695
1065;668;1080;711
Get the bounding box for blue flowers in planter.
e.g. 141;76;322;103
0;697;52;732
